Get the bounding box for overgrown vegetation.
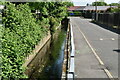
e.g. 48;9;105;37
0;1;5;5
2;3;47;79
109;3;120;12
109;3;120;6
1;1;70;79
29;2;68;33
91;1;120;7
109;7;120;13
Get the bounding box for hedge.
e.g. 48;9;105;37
1;3;48;79
1;2;68;79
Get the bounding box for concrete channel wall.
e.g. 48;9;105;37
23;24;62;77
23;31;51;67
62;21;75;80
23;32;51;77
23;23;62;68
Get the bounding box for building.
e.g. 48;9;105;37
67;6;80;12
83;6;117;12
75;6;86;12
67;5;117;18
83;6;117;18
67;6;85;16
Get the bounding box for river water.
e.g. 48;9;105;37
28;29;66;80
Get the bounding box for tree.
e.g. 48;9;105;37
64;2;74;7
110;7;120;12
0;1;5;5
92;1;107;6
1;2;68;79
109;3;120;6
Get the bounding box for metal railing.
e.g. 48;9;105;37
67;21;75;80
61;20;75;80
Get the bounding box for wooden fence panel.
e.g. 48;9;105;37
94;12;120;27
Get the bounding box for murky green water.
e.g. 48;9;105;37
28;29;66;80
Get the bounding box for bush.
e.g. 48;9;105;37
1;2;68;79
2;3;48;79
110;7;120;13
49;16;59;33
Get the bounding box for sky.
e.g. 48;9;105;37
72;0;119;6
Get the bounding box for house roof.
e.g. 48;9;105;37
67;6;80;11
75;6;86;10
67;6;117;11
83;6;117;11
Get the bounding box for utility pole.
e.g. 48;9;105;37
95;0;97;20
95;0;97;12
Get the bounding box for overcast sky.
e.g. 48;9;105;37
72;0;119;6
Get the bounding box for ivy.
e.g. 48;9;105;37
2;3;48;79
29;2;68;33
1;1;69;79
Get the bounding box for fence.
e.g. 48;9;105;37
83;12;93;18
93;12;120;27
61;19;75;80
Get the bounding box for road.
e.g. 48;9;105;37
70;17;118;79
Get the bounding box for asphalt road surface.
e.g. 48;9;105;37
70;17;118;79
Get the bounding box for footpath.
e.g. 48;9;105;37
70;17;108;78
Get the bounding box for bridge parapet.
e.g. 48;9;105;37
62;20;75;80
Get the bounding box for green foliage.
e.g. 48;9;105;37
110;7;120;12
48;2;67;32
92;1;107;6
49;16;59;33
2;3;47;79
51;30;66;61
0;1;5;5
63;2;74;7
29;2;68;33
2;2;68;79
109;3;120;6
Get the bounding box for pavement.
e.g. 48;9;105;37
70;17;118;78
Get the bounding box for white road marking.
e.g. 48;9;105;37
75;24;114;79
75;75;77;77
111;38;115;40
99;38;116;41
100;38;103;40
